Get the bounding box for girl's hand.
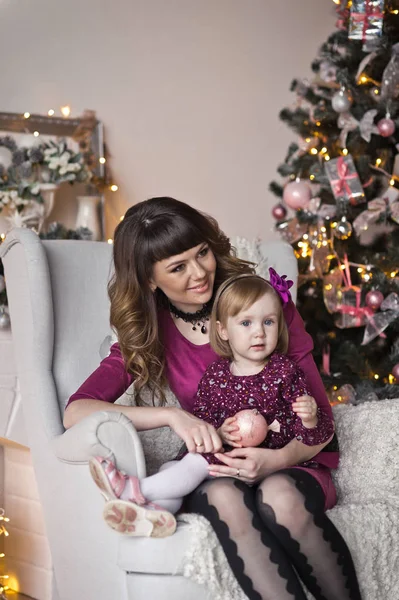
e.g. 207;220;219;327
167;408;223;454
217;417;242;447
292;395;318;428
208;447;285;484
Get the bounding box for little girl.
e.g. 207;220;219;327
89;272;334;537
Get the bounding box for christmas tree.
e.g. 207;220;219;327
270;0;399;403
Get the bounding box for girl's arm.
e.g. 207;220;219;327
281;363;335;446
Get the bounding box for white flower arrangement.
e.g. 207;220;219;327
0;136;95;222
41;140;92;184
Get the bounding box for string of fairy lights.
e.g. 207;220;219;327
21;105;119;195
0;509;10;598
0;105;123;245
284;6;399;284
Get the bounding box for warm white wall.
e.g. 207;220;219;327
0;0;336;240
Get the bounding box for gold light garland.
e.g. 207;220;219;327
21;106;120;195
0;509;10;598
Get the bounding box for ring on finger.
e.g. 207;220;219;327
236;468;240;477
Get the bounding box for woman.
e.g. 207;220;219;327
64;197;361;600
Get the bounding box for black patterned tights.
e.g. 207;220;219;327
185;469;362;600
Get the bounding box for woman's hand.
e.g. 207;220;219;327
208;447;286;484
167;407;223;454
218;417;242;447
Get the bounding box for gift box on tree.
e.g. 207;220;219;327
325;155;365;207
335;285;374;329
348;0;385;48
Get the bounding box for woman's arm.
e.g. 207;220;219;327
209;435;334;483
64;398;172;430
284;300;333;419
65;343;133;407
270;435;334;469
63;344;222;453
64;399;221;453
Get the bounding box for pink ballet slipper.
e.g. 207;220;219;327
103;499;177;538
89;456;146;504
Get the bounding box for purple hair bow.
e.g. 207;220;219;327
268;267;293;305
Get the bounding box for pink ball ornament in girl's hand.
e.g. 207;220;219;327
234;409;268;447
283;180;312;210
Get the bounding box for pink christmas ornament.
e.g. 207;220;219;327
272;203;287;220
377;118;396;138
392;363;399;381
283;180;312;210
365;290;384;311
234;409;268;447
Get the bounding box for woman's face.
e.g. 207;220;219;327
151;243;217;312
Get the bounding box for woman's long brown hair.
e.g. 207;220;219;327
108;197;255;405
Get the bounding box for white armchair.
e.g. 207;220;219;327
0;228;298;600
3;228;397;600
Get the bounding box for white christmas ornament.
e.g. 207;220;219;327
332;89;353;113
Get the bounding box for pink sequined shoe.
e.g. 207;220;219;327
103;499;177;538
89;457;176;538
89;456;146;503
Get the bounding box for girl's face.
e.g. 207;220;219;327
151;243;217;311
217;292;280;368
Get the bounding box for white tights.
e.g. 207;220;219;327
136;453;210;513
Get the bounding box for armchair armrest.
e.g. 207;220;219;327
50;410;147;478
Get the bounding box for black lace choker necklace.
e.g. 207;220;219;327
169;301;212;334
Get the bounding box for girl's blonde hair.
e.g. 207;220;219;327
209;274;289;359
108;197;256;406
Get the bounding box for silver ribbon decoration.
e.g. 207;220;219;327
380;42;399;101
353;196;387;235
362;292;399;345
355;50;378;82
337;109;378;147
306;196;337;219
353;186;399;234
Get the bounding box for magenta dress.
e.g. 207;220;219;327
67;301;338;510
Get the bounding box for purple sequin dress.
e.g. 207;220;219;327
192;353;334;466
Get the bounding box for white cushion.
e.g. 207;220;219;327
332;400;399;506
